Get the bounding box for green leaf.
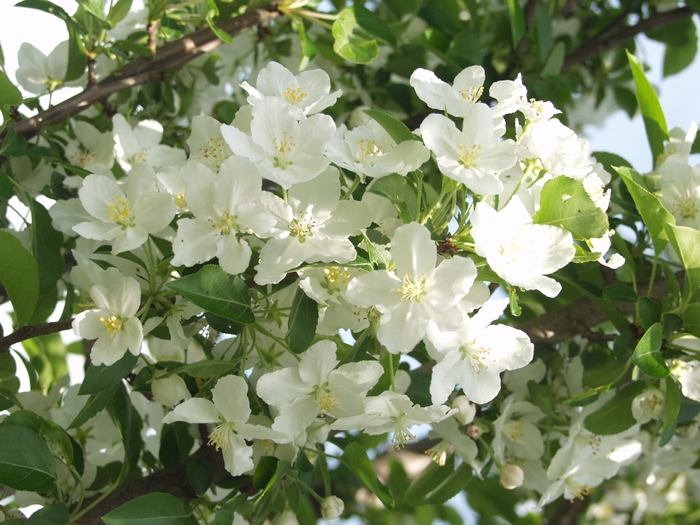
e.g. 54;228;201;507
4;410;73;465
25;504;70;525
68;383;120;429
16;0;84;31
664;34;697;77
167;265;255;324
80;352;138;395
253;455;279;491
404;455;455;505
0;231;39;327
107;0;132;25
205;3;233;44
541;41;565;76
0;127;29;157
527;380;563;420
584;381;647;435
632;323;669;378
626;51;669;168
0;168;14;199
535;4;552;65
533;176;609;239
665;224;700;302
353;3;396;45
103;493;188;525
0;424;57;492
362;108;415;144
617;166;675;253
297;22;318;71
0;71;22;107
660;376;681;446
446;29;482;66
173;360;238;378
506;0;525;47
367;173;417;223
159;422;194;471
638;296;661;330
65;25;88;82
108;382;143;475
425;463;472;505
29;199;64;295
602;284;638;303
342;442;394;509
333;7;380;64
287;287;319;354
187;457;212;497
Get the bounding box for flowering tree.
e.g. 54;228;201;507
1;1;700;524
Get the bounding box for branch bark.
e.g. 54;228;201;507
4;1;282;141
563;6;694;70
0;319;73;352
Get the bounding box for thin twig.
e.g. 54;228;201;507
0;319;74;352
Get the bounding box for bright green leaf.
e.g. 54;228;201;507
665;224;700;302
602;284;638;303
80;352;138;395
342;442;394;509
167;265;255;324
632;322;669;378
25;504;70;525
107;0;132;25
506;0;525;47
0;424;57;492
541;41;565;76
68;384;120;429
333;7;380;64
0;71;22;107
367;173;417;223
362;108;415;144
103;492;188;525
0;231;39;327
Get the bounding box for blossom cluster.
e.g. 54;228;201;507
6;53;697;523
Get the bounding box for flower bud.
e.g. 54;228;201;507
321;495;345;519
631;388;664;424
451;395;476;425
467;425;482;439
151;370;191;407
272;511;299;525
500;464;524;490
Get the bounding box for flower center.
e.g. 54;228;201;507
282;83;308;105
460;339;490;374
672;193;698;220
323;266;351;293
289;213;316;242
498;234;534;265
314;384;338;416
356;139;382;166
175;193;186;208
100;315;125;337
210;211;238;235
458;144;481;168
273;132;296;169
459;86;483;104
503;421;524;443
208;421;234;451
397;274;427;303
107;197;135;227
198;137;227;167
392;413;416;449
566;478;592;501
71;145;95;167
127;147;151;166
425;439;451;466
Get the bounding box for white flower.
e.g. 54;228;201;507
16;41;72;94
331;391;451;449
185;115;233;172
631;388;665;424
254;168;370;285
162;375;287;476
500;464;525;489
658;123;698;166
420;103;518;195
489;74;528;118
520;99;561;123
73;165;177;254
72;270;143;366
659;160;700;229
220;97;335;189
471;197;575;298
241;61;341;116
521;119;592;180
326;120;430;181
427;297;534;405
410;66;485;117
256;340;383;439
112;114;186;171
63;121;115;170
347;222;478;354
151;371;191;407
171;156;274;275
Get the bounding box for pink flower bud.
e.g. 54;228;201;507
467;425;482;439
500;464;524;490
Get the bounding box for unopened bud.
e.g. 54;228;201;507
452;395;476;425
467;425;482;439
500;464;524;490
272;511;299;525
151;370;191;407
321;496;344;519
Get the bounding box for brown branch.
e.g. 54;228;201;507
0;319;74;352
4;1;282;141
547;496;590;525
563;6;693;70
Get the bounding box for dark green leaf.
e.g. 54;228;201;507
367;173;417;222
174;360;238;378
535;4;552;65
341;442;394;509
103;493;188;525
425;463;472;505
65;25;88;82
533;176;609;239
0;424;57;492
253;456;279;491
660;376;681;446
632;323;669;378
0;231;39;327
0;127;29;157
353;3;396;45
287;287;319;354
0;71;22;107
80;352;138;395
108;382;143;475
0;168;14;199
506;0;525;47
187;457;212;496
603;284;637;303
29;199;64;295
584;381;647;435
638;297;661;329
25;504;70;525
362;108;416;144
167;265;255;324
626;51;669;167
68;383;120;429
159;422;194;472
527;380;562;420
541;41;565;76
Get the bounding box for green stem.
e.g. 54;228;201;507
341;176;361;200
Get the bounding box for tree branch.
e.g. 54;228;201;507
563;6;693;70
0;319;73;352
4;1;282;141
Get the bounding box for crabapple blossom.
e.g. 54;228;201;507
321;496;344;519
16;41;72;94
63;121;115;171
409;66;485;117
347;222;477;353
185;115;233;172
112;114;186;171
